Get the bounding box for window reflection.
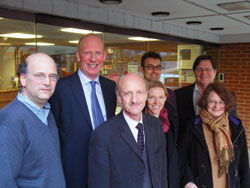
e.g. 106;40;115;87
0;16;220;109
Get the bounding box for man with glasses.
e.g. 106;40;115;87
0;53;66;188
140;51;177;111
175;55;237;140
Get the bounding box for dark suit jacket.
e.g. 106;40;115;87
88;112;167;188
175;83;237;142
49;72;117;188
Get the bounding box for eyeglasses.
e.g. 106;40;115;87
195;68;214;73
208;100;225;106
31;73;59;81
144;65;162;70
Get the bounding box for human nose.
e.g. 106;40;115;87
42;75;50;85
90;53;96;61
131;93;138;103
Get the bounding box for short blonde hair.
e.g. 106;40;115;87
148;80;168;97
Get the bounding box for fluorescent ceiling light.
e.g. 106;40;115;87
0;43;11;45
61;28;102;34
25;42;54;46
0;17;3;20
128;37;159;41
69;40;79;44
218;1;250;11
0;33;42;39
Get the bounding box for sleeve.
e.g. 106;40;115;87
88;129;110;188
238;127;250;187
158;120;168;188
0;125;24;187
177;120;195;187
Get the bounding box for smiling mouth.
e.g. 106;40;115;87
88;64;98;68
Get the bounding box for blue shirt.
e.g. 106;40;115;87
78;69;107;129
17;92;50;125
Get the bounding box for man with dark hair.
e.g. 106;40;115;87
140;51;177;111
49;34;117;188
0;53;66;188
88;73;167;188
175;55;237;140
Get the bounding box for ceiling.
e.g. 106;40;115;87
70;0;250;43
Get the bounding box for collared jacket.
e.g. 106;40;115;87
178;115;250;188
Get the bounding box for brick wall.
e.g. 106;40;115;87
206;44;250;149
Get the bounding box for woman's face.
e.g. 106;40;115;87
147;87;167;117
207;91;226;117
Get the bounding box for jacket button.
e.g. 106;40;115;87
201;164;206;174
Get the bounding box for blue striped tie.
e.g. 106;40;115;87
90;81;104;129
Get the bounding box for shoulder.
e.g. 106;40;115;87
56;72;78;87
175;83;195;95
228;115;241;126
99;76;116;87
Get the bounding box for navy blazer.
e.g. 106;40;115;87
88;112;168;188
49;72;117;188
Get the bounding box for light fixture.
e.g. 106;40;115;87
0;43;11;45
25;42;54;46
218;1;250;11
69;40;79;44
210;27;224;31
99;0;122;5
128;37;159;41
186;21;202;25
0;33;42;39
61;28;102;34
151;12;170;17
0;17;3;19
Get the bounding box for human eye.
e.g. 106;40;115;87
95;51;103;56
84;51;91;55
159;96;165;100
49;74;58;81
208;100;215;105
146;65;154;70
124;92;131;97
218;101;225;106
156;65;162;70
205;68;213;72
34;73;45;80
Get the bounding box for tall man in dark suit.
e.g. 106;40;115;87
175;55;237;140
88;73;167;188
50;34;117;188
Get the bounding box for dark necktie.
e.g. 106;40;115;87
90;81;104;129
136;123;144;154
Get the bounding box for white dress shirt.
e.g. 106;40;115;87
78;69;107;129
123;111;144;142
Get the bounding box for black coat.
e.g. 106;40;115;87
164;102;180;188
178;115;250;188
175;83;238;143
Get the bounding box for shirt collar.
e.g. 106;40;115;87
123;110;143;128
78;69;100;85
17;92;50;113
194;83;202;94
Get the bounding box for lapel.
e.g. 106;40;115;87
118;112;144;161
99;76;111;118
192;118;210;154
143;113;156;165
188;83;196;116
229;117;243;144
70;72;92;129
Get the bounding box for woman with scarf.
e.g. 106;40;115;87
145;80;180;188
179;83;249;188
